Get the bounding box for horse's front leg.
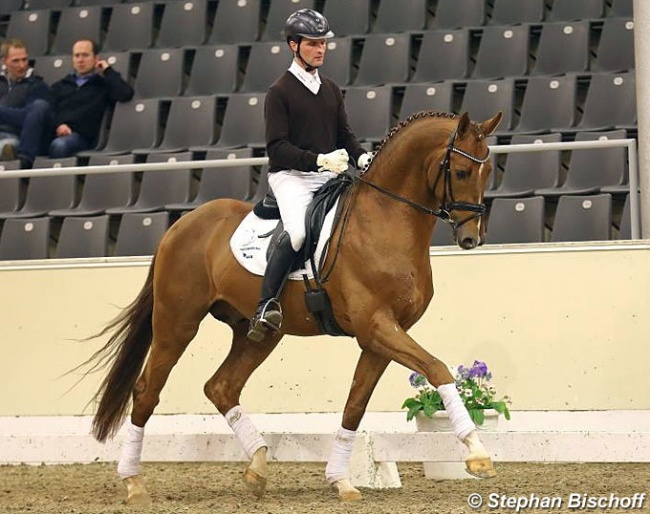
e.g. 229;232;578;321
356;314;495;479
326;349;390;501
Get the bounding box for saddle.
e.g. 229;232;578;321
252;173;354;337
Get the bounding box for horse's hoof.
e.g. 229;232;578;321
124;476;152;506
339;489;363;502
243;467;267;498
331;479;363;502
465;457;497;479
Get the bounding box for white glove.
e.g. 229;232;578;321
317;149;349;174
357;152;375;173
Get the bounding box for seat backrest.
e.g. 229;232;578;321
0;0;24;15
322;0;370;36
319;37;353;86
133;48;185;99
101;51;132;82
551;193;612;242
132;152;193;209
577;71;636;130
486;196;545;244
515;75;577;133
7;9;51;57
344;86;394;142
249;165;269;203
32;54;72;87
209;0;260;45
198;147;254;203
413;29;469;82
23;0;71;9
595;17;635;72
433;0;485;29
548;0;604;21
489;0;546;25
472;24;530;79
354;33;411;86
114;211;169;256
101;99;161;153
609;0;633;17
158;95;218;151
261;0;315;42
55;214;109;258
399;82;454;121
240;41;290;93
372;0;429;33
156;0;207;48
18;157;78;215
50;5;102;55
531;20;590;76
103;2;154;52
0;217;50;260
216;93;266;148
459;78;515;132
185;45;239;96
77;154;136;211
618;192;633;239
0;161;23;214
430;222;456;246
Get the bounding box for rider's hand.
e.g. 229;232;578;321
357;152;374;173
317;149;349;174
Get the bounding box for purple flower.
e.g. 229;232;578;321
471;360;489;378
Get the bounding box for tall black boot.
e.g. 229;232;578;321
247;231;299;342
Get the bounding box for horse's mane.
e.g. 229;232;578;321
372;110;486;161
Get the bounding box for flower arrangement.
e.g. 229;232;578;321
402;360;511;426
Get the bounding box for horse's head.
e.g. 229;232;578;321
432;111;502;249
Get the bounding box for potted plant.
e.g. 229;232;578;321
402;360;511;431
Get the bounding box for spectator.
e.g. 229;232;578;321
45;38;134;158
0;38;50;169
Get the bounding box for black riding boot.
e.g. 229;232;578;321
247;231;299;342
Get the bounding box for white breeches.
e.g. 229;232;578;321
268;169;337;251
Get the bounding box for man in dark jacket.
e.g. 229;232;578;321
0;38;50;168
46;38;134;158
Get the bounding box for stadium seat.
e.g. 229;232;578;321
471;24;530;79
488;0;546;25
0;217;50;260
354;33;411;86
155;0;207;48
32;54;72;87
113;211;169;256
6;9;51;57
514;75;577;134
548;0;605;21
433;0;485;29
132;48;185;99
319;37;353;86
573;72;636;131
617;192;633;239
398;82;454;120
208;0;260;45
101;51;132;82
261;0;315;42
23;0;71;9
459;78;516;134
609;0;633;17
531;20;591;76
372;0;429;33
184;45;239;96
55;214;109;258
412;29;470;82
240;41;290;93
550;193;612;242
430;222;456;246
344;86;394;143
103;2;154;52
0;161;23;216
485;196;545;244
322;0;370;36
76;0;121;5
50;5;102;55
595;17;635;72
0;0;24;15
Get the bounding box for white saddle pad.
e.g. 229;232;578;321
229;200;339;279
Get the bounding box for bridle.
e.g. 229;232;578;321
356;127;491;230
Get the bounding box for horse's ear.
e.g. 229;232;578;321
480;111;504;136
457;112;471;137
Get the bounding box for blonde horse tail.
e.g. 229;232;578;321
86;257;156;443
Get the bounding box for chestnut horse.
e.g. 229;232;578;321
86;110;502;505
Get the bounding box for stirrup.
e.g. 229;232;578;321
247;299;283;342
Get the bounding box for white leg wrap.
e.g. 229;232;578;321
437;382;476;441
117;419;144;479
225;405;267;460
325;427;357;484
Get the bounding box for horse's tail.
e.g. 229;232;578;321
85;257;156;443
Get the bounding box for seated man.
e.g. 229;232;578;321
0;39;50;169
46;38;134;158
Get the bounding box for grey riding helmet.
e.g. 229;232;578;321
284;9;334;43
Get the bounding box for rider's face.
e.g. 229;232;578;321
291;38;327;71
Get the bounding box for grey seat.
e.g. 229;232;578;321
185;45;239;96
430;222;456;246
354;33;411;86
101;51;132;82
344;86;394;143
485;133;562;199
208;0;260;45
50;5;102;55
249;165;269;204
617;192;633;239
609;0;633;17
6;9;51;57
0;0;24;15
412;29;470;82
548;0;604;21
166;147;253;213
514;75;577;134
240;42;290;93
433;0;485;29
485;196;545;244
22;0;71;9
489;0;545;25
536;130;628;197
106;152;193;215
551;193;612;242
531;21;590;76
595;17;635;72
55;214;109;258
0;161;23;216
49;154;135;217
322;0;370;36
133;48;185;99
155;0;207;48
0;217;50;260
471;24;530;79
372;0;429;33
459;78;516;134
573;72;636;132
319;37;353;86
399;82;454;121
261;0;315;42
103;2;154;52
0;157;78;220
113;211;169;256
32;54;72;85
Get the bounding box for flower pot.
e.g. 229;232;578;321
415;410;499;481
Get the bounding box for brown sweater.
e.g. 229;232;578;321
265;71;365;173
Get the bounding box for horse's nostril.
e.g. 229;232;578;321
460;238;477;250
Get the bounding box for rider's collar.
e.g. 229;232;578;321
288;60;321;95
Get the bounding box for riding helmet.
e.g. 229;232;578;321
284;9;334;43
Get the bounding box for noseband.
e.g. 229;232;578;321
356;128;491;230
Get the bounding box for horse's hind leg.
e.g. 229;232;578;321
203;320;282;499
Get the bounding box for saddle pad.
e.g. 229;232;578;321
230;199;339;279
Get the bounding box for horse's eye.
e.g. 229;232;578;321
455;169;471;179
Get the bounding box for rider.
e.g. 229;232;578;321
247;8;373;342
